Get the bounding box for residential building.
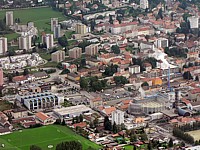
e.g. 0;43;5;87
188;16;199;29
0;68;3;86
155;38;169;48
140;0;149;9
53;24;61;38
75;23;87;34
51;18;58;31
19;35;32;50
69;47;82;58
129;65;140;74
51;50;65;62
90;97;103;108
85;44;98;56
16;92;64;110
111;110;124;125
0;37;7;55
42;34;54;49
6;11;13;26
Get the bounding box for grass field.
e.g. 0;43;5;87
0;125;102;150
0;7;66;33
187;130;200;141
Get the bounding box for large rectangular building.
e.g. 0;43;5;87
53;24;61;39
42;34;54;49
0;37;7;55
85;44;98;56
51;18;58;31
51;50;65;62
6;11;13;26
16;92;64;110
75;23;87;35
19;35;32;50
53;105;91;119
111;110;124;125
69;47;82;58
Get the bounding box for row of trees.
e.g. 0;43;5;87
179;122;200;132
164;47;188;58
72;114;84;124
113;76;128;85
56;141;82;150
173;127;194;144
80;76;107;91
104;64;118;76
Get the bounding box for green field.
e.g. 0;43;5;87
0;125;102;150
0;7;66;33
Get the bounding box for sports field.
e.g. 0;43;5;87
0;125;102;150
0;7;66;32
187;129;200;141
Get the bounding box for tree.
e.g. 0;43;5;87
183;71;193;80
195;76;199;81
23;68;29;76
141;82;149;87
56;141;82;150
30;145;42;150
60;69;70;74
157;8;163;19
130;134;137;142
79;114;83;122
8;74;13;82
8;49;16;56
148;142;152;150
168;138;173;147
111;45;120;54
109;15;113;24
112;121;117;133
80;77;88;90
104;116;112;131
61;119;66;125
58;36;68;47
114;76;128;85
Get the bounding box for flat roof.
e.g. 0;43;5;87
53;105;91;116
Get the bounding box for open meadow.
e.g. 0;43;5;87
0;7;66;41
0;125;102;150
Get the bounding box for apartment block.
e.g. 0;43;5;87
51;18;58;31
75;23;87;35
19;35;32;50
69;47;82;59
0;37;8;55
51;50;65;62
42;34;54;49
85;44;98;56
6;11;13;26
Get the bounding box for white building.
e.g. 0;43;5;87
19;35;32;50
140;0;149;9
155;38;169;48
42;34;54;49
6;11;13;26
111;110;124;125
51;18;58;31
129;65;140;74
188;16;199;29
16;92;64;110
0;37;8;55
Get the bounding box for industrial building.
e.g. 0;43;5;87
53;105;91;119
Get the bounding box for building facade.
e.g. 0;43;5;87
42;34;54;49
51;50;65;62
51;18;58;31
85;44;98;56
0;37;7;55
188;16;199;29
140;0;149;9
16;92;64;110
75;23;87;34
111;110;124;125
19;35;32;50
6;11;13;26
155;38;169;48
0;68;3;86
53;24;61;39
69;47;82;58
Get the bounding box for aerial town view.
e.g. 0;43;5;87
0;0;200;149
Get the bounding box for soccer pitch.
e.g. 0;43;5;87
0;125;102;150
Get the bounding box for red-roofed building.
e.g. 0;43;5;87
90;97;103;108
102;107;116;116
72;122;87;128
35;112;54;125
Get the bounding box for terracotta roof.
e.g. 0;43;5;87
12;75;27;82
103;107;116;115
73;122;87;128
35;112;49;121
